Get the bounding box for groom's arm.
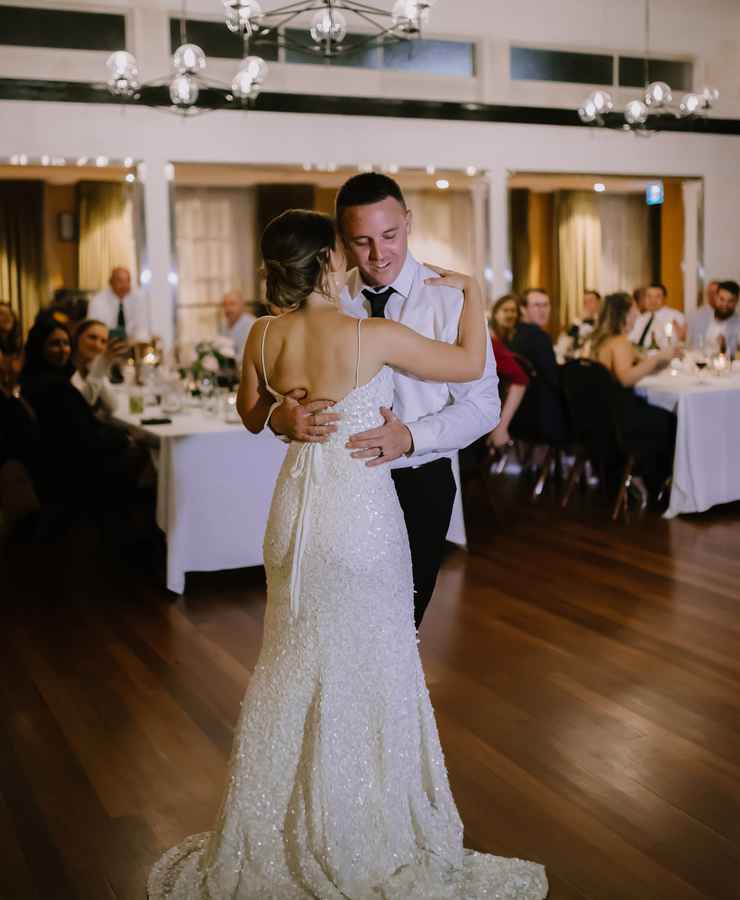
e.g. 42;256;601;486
347;339;500;465
406;337;500;458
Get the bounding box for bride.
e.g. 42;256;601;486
148;209;548;900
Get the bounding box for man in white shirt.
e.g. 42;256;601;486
220;290;256;363
629;283;686;349
88;267;150;344
687;279;740;355
269;173;500;628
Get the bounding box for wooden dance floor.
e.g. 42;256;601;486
2;475;739;900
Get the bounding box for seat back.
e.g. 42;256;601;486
561;358;621;459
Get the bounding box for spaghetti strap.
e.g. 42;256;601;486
355;318;363;390
260;316;276;394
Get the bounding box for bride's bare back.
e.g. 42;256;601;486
257;304;379;403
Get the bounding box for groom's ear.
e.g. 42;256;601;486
405;208;413;234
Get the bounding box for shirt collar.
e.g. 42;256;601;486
353;252;418;302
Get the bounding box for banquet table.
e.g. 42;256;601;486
637;369;740;518
114;396;467;593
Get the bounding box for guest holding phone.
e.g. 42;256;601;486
71;319;128;416
20;318;141;510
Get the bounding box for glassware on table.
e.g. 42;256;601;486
162;375;185;414
128;388;144;415
223;391;240;423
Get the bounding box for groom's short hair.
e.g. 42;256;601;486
335;174;407;229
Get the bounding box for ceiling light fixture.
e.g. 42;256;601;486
106;1;436;114
578;0;718;133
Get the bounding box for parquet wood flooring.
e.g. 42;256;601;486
1;475;738;899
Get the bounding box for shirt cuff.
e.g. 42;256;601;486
405;419;434;458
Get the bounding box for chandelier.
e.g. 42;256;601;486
105;1;435;114
224;0;434;58
577;0;718;132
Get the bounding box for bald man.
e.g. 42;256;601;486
220;290;256;362
88;266;150;343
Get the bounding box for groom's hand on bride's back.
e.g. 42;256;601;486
270;390;341;443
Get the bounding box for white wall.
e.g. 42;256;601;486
2;1;740;113
2;98;738;346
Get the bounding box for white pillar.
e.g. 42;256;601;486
141;157;175;348
682;179;701;315
487;166;511;301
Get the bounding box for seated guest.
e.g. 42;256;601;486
0;350;41;537
220;290;256;362
88;266;150;344
487;294;529;449
633;286;647;314
20;318;139;509
569;289;602;349
629;283;686;349
0;302;22;355
509;288;569;442
587;292;679;496
704;280;720;309
71;319;127;416
687;280;740;356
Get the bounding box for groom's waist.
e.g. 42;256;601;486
390;451;454;472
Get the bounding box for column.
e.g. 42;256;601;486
141;157;176;348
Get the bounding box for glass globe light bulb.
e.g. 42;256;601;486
232;55;268;99
310;9;347;44
392;0;433;33
173;43;206;75
644;81;672;108
170;73;199;107
702;86;719;107
680;92;701;116
578;99;598;124
106;50;138;79
624;99;649;126
223;0;263;35
590;90;613;115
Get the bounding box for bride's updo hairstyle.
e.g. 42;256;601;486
261;209;337;312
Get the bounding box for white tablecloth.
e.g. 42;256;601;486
114;399;467;593
637;371;740;518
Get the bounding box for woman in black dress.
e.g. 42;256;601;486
586;292;680;497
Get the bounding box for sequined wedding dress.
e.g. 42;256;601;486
148;324;548;900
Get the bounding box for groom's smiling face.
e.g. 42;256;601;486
340;196;411;287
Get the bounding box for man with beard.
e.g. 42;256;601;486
688;280;740;356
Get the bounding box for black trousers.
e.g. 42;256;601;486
391;457;457;629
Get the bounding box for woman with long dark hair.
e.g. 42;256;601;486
586;292;679;496
20;317;134;506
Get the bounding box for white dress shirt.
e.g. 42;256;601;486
88;286;150;342
629;305;686;349
220;312;256;363
341;253;500;470
71;354;116;416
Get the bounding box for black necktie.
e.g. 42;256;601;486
362;287;394;318
637;313;654;347
117;302;126;330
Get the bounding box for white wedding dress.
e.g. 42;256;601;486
148;320;548;900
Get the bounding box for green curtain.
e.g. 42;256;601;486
77;181;137;293
0;181;44;334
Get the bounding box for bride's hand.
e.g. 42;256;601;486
423;264;471;290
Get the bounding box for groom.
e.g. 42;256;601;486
269;173;500;628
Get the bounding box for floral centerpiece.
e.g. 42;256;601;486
180;337;238;387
